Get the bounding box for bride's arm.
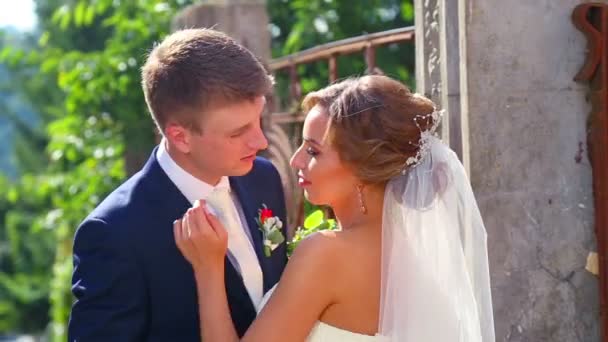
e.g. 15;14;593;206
175;201;339;342
242;233;337;341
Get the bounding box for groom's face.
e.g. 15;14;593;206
186;96;268;181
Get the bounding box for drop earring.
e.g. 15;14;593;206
357;184;368;214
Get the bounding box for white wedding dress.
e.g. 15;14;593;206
258;285;389;342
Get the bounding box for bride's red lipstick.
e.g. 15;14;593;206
298;173;311;187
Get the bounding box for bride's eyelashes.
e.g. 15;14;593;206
306;146;319;157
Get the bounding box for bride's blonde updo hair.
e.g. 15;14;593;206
301;75;437;185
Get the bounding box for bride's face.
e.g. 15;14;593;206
290;104;358;207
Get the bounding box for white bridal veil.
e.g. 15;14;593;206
378;129;495;341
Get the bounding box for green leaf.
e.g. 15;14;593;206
41;57;59;73
38;31;50;47
51;5;70;25
95;0;113;14
0;46;12;62
267;228;286;244
303;209;324;230
51;4;73;30
401;2;414;22
84;4;96;25
60;9;72;30
7;187;18;203
327;219;337;229
74;1;87;27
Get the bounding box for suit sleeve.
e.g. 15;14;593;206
68;217;147;342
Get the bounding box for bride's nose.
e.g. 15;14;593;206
290;147;304;170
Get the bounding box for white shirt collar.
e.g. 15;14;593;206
156;139;230;204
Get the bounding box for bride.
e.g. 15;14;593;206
173;75;495;341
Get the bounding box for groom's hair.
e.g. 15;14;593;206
141;28;274;134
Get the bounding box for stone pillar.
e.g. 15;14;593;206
415;0;466;166
416;0;600;340
172;0;299;231
172;0;271;60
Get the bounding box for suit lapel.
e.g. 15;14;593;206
144;148;256;315
141;147;191;222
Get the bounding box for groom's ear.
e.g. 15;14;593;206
165;122;192;154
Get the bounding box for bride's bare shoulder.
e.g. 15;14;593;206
289;230;353;267
300;229;352;250
275;231;347;296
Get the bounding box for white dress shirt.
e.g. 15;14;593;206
156;140;264;306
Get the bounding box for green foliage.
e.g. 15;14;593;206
0;174;55;334
36;2;195;340
0;32;48;176
287;208;337;256
0;0;194;339
268;0;415;108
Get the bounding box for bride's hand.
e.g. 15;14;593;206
173;200;228;273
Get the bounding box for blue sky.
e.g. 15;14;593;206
0;0;36;31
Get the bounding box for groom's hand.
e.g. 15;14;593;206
173;200;228;273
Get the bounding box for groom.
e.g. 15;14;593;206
68;28;288;341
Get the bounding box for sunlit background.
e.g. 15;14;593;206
0;1;37;31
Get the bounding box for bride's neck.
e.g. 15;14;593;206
333;184;385;230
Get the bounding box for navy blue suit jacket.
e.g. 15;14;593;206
68;148;288;341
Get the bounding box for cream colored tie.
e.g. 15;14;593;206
206;187;264;308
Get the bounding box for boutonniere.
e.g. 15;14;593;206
255;204;285;257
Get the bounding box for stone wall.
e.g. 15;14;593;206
416;0;600;340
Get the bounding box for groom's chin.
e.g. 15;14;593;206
232;160;255;175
